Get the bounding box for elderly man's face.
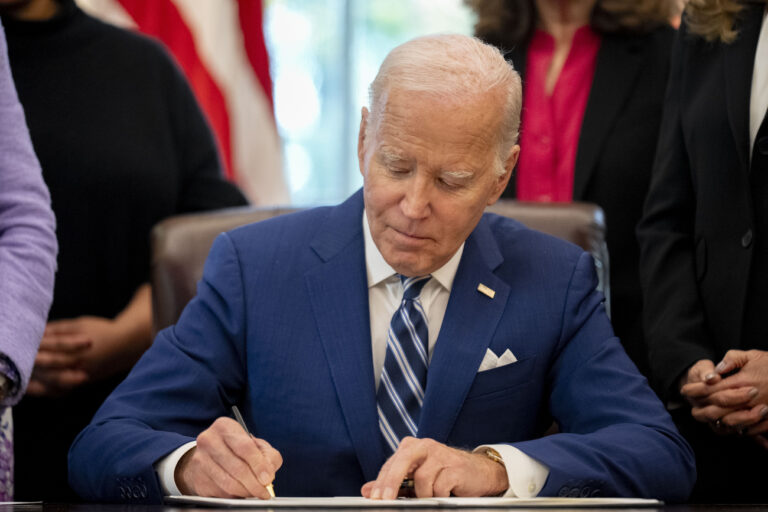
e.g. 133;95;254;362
359;88;518;277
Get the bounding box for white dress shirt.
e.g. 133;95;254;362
155;211;548;497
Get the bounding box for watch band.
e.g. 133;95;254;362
482;447;505;466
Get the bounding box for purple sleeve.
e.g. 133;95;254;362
0;20;58;405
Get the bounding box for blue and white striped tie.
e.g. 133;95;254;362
377;274;431;454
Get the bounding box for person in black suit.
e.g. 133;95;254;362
467;0;675;378
638;0;768;502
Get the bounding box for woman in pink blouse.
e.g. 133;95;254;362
468;0;676;380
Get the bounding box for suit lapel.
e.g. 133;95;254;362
723;4;763;175
304;191;385;481
418;217;510;443
573;34;644;199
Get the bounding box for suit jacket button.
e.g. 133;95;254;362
742;229;753;248
558;486;570;497
758;136;768;155
569;488;581;497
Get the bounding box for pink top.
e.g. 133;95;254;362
516;26;601;202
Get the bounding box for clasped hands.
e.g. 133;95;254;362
680;349;768;448
176;417;509;499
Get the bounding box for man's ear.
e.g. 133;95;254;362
358;107;370;177
487;144;520;205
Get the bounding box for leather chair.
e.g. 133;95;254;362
150;200;608;333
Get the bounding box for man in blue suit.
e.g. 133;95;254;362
69;34;694;503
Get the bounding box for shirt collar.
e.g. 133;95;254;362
363;211;464;291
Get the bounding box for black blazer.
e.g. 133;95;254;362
505;26;675;375
638;4;768;400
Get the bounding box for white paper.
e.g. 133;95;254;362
166;495;663;508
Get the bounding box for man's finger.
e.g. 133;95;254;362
198;427;270;498
370;437;428;500
412;456;444;497
223;434;276;493
432;466;460;498
361;481;375;498
195;449;255;498
253;437;284;472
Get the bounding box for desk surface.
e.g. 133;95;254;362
3;504;765;512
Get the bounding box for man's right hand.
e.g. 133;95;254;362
175;417;282;499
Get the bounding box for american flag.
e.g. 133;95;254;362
77;0;288;205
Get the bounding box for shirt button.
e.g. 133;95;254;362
528;482;536;494
742;229;753;248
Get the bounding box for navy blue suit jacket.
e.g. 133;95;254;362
69;190;694;503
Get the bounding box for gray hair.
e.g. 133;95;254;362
366;34;522;176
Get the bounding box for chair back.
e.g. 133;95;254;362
150;206;298;332
486;200;609;312
151;200;608;332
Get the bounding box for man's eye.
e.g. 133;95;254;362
438;177;462;189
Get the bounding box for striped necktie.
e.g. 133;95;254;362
377;274;431;454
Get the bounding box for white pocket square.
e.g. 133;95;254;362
477;348;518;372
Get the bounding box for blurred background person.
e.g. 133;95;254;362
76;0;288;206
0;0;248;501
0;19;57;500
638;0;768;502
467;0;676;377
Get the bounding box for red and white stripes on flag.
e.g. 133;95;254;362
77;0;288;205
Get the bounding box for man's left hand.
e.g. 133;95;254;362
361;437;508;499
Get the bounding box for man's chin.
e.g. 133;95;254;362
384;255;435;277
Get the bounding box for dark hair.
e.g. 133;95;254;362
466;0;675;49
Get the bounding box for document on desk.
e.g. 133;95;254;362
166;495;663;508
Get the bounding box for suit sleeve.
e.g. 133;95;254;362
0;21;57;403
68;233;248;503
511;252;696;502
636;27;715;401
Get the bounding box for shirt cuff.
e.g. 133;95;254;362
476;444;549;498
154;441;197;496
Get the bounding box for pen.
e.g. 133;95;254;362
231;405;276;499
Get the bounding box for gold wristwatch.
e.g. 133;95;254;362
482;447;505;466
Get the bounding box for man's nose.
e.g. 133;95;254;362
400;178;431;219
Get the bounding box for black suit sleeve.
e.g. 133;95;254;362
636;27;716;402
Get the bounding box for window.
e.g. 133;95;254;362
265;0;473;205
